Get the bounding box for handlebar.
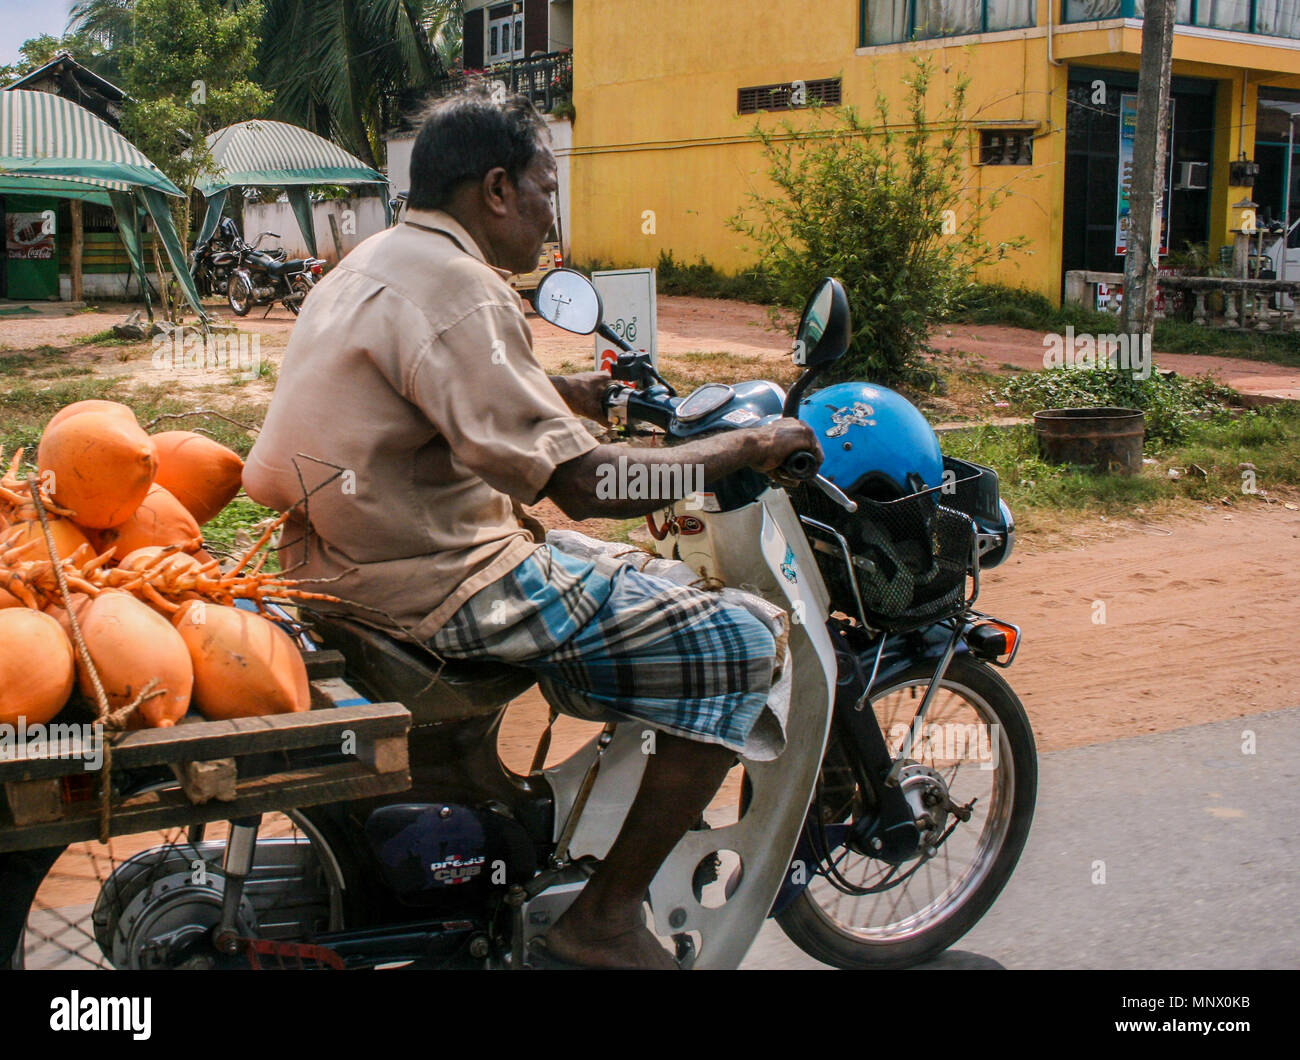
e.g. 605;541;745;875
780;450;820;481
601;381;858;512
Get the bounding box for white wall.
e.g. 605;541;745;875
241;196;388;265
382;114;571;257
61;271;160;301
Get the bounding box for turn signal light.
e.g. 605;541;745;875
968;621;1018;660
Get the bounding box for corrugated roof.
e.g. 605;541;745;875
196;119;385;194
0;89;180;196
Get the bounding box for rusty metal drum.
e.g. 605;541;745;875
1032;407;1145;474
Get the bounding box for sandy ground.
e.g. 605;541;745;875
495;502;1300;773
4;299;1296;411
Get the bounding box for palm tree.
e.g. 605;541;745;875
68;0;462;167
64;0;137;82
258;0;458;168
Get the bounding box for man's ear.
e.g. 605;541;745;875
480;166;513;218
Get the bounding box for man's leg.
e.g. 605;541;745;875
543;732;736;969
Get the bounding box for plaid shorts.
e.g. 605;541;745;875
428;544;778;755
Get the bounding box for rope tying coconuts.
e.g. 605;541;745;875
0;401;341;843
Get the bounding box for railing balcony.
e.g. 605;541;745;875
1065;268;1300;330
422;51;573;114
1063;1;1300;41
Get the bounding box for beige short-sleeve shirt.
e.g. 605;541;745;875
242;209;598;641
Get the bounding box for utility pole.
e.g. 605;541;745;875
1120;0;1177;337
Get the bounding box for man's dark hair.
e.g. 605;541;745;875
407;87;550;211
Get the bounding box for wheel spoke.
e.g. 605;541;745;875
791;661;1030;954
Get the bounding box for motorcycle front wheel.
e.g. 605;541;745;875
227;275;253;317
777;654;1036;969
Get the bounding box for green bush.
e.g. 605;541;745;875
950;283;1120;334
653;251;779;304
1002;366;1238;444
729;57;1024;386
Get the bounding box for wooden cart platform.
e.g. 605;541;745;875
0;651;412;853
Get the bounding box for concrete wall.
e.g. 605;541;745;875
60;271;160;301
241;196;388;265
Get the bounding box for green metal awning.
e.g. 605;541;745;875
196;119;385;193
0;89;181;197
0;89;207;322
195;119;387;258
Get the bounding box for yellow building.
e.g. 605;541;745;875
569;1;1300;301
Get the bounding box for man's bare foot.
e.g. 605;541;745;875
540;914;677;970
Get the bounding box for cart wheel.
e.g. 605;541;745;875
15;803;347;970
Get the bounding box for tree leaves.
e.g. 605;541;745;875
730;57;1025;386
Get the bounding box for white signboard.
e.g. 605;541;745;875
593;268;656;372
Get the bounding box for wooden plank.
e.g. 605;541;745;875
358;735;408;776
0;701;408;784
110;702;409;769
4;779;63;826
170;759;237;804
70;199;84;303
303;650;346;680
0;764;412;853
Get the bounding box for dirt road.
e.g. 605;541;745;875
498;503;1300;772
5;300;1295;405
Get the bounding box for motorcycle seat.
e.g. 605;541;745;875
308;613;538;724
262;256;310;276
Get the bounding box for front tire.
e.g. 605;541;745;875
227;275;253;317
777;654;1036;969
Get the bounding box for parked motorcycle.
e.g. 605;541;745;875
3;272;1035;971
226;231;324;318
189;217;245;298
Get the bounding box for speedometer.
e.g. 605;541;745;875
674;383;736;424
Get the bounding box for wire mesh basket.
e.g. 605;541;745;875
793;469;981;633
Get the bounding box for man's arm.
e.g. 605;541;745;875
543;419;822;520
548;372;615;424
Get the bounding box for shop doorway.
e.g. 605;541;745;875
1253;91;1300;283
1063;68;1216;297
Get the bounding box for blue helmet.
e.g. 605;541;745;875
798;382;943;499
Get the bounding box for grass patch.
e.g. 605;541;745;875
571;251;782;306
653;251;780;305
1147;319;1300;369
1001;366;1239;444
31;365;94;380
0;353;36;375
949;282;1300;367
200;496;281;569
0;378;266;459
659;350;798;392
80;329;138;347
942;402;1300;515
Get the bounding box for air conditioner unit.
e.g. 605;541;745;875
1175;161;1209;190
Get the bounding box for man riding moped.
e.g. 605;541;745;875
243;88;822;969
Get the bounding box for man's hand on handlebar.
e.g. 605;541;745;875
748;419;824;479
549;371;625;424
